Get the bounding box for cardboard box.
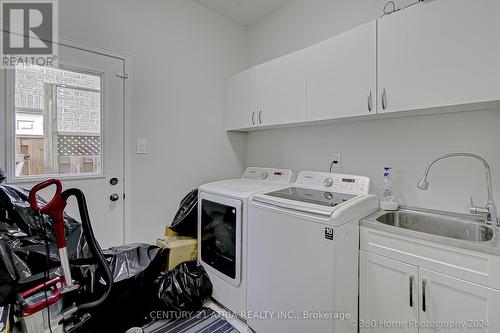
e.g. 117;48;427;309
157;228;198;271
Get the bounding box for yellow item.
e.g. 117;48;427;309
157;228;198;271
165;227;178;237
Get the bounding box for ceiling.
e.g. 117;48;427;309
194;0;291;26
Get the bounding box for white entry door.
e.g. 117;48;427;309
4;42;127;249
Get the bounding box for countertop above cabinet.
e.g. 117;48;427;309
225;0;500;132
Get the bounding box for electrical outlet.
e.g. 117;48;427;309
329;152;343;173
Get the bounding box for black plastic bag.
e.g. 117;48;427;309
0;185;90;263
154;261;212;312
81;244;169;333
169;189;198;237
0;184;169;329
0;240;19;305
0;185;92;295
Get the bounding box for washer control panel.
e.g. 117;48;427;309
243;167;293;184
295;171;370;195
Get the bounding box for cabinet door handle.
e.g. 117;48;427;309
252;112;255;125
381;88;387;110
368;91;373;112
422;279;427;312
409;275;414;308
258;110;262;124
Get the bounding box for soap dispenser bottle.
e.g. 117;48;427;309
380;167;398;211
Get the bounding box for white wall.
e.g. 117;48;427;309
58;0;248;242
244;0;500;215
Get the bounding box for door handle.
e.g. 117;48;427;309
251;112;255;125
409;275;414;308
381;88;387;110
110;193;120;202
422;279;427;312
368;91;373;112
258;110;262;124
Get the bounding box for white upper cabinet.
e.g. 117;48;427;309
307;21;377;121
378;0;500;113
225;67;257;130
256;50;307;126
225;0;500;131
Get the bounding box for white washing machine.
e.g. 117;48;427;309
198;167;293;317
247;171;378;333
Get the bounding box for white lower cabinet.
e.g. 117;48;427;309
419;268;500;333
360;251;419;333
360;250;500;332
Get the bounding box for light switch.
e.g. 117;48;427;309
137;139;147;154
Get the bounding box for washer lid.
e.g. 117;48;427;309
252;187;360;217
266;187;356;207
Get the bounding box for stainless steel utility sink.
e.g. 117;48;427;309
373;210;494;242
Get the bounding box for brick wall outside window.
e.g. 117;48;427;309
15;65;101;133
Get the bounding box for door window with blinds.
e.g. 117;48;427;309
12;65;103;178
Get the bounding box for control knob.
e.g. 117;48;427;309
323;178;334;187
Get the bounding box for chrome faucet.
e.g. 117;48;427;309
417;153;498;226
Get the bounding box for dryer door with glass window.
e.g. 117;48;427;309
198;192;242;286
